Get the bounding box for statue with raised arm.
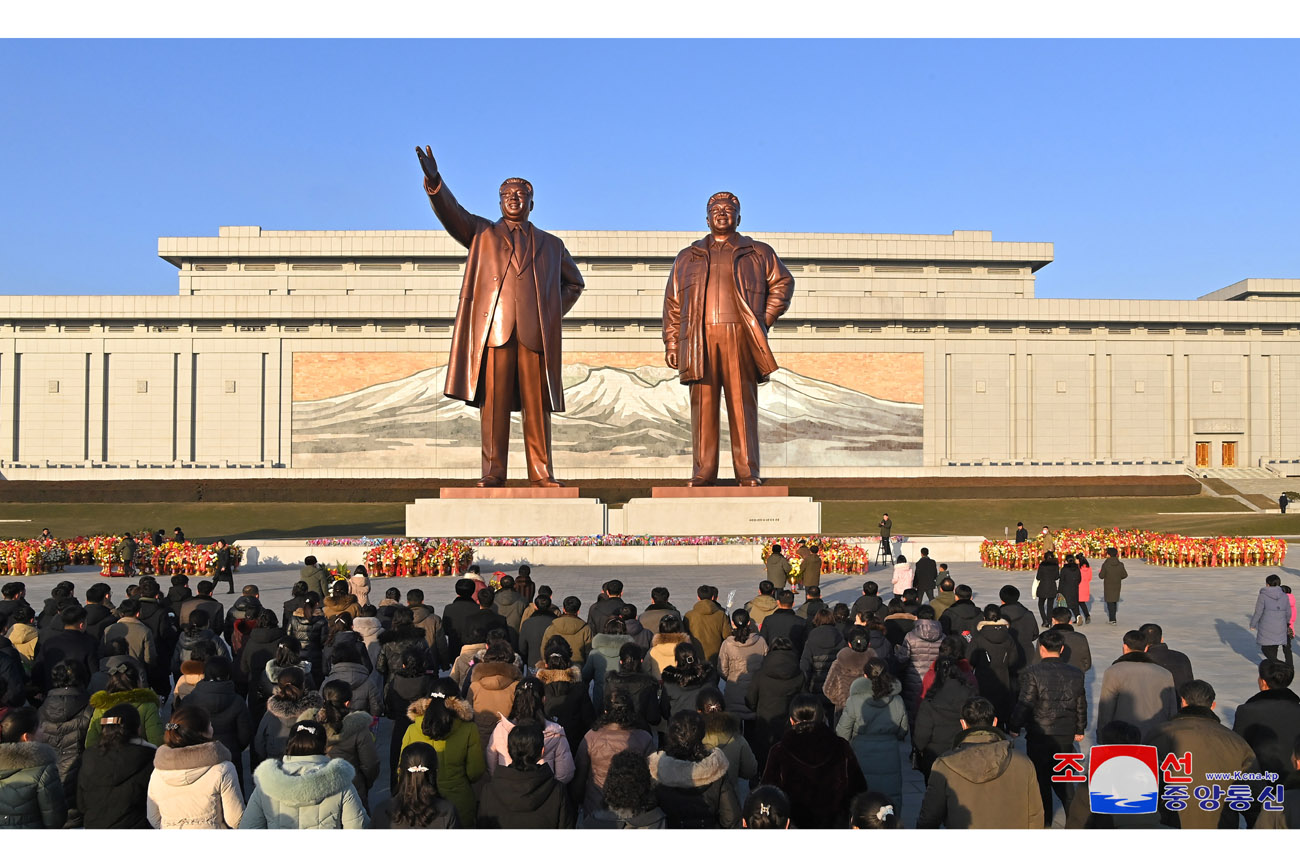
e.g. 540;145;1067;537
663;192;794;487
416;146;584;488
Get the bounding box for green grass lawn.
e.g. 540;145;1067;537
0;494;1292;542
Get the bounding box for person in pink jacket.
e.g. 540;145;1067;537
1075;555;1093;625
891;555;915;597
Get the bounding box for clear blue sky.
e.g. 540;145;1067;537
2;38;1298;299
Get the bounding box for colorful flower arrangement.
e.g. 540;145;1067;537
0;535;243;578
363;539;475;577
759;537;872;577
979;528;1287;570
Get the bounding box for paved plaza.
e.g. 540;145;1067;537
16;543;1298;826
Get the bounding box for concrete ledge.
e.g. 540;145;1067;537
623;496;821;536
407;497;607;537
234;535;983;571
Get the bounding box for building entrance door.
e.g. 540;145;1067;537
1195;442;1210;467
1222;441;1238;468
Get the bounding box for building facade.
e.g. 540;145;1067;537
0;225;1297;480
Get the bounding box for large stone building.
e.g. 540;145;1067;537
0;225;1297;480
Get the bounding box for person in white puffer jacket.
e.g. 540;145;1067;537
891;555;915;597
239;719;368;829
146;705;244;829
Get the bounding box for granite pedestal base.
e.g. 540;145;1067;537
406;489;607;537
621;490;821;536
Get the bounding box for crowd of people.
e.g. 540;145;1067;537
0;552;1297;830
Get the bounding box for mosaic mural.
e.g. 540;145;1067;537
291;352;923;470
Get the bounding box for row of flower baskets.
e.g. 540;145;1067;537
979;528;1287;570
343;536;870;578
0;536;243;578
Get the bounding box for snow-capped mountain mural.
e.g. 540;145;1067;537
291;354;923;469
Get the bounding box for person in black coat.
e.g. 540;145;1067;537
213;539;235;594
940;585;984;640
537;638;595;751
586;580;625;631
464;588;515;653
1056;554;1083;621
761;694;867;829
33;606;101;694
441;579;481;659
0;633;25;707
759;590;807;655
519;595;559;669
1008;629;1087;820
237;610;286;710
913;548;939;603
179;656;252;791
82;584;119;643
77;702;155;828
746;638;805;769
604;643;661;730
1047;609;1092;673
850;581;884;622
968;607;1022;727
477;723;576;828
1233;659;1300;782
376;607;432;685
914;656;977;779
1033;552;1060;627
999;585;1039;670
799;609;845;698
1138;623;1194;694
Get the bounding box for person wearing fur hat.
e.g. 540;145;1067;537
78;702;155;828
85;662;163;747
299;679;379;808
486;677;575;783
572;689;655;819
147;705;244;829
240;718;368;828
252;667;324;769
538;637;596;751
0;707;67;828
477;723;576;828
401;677;485;826
649;710;741;828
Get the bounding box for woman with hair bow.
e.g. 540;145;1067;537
147;705;244;829
372;741;460;828
239;718;368;829
401;677;485;827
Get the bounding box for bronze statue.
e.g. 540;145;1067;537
662;192;794;486
416;146;584;487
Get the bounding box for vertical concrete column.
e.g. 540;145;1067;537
928;341;946;467
1171;349;1187;462
0;340;16;462
1096;345;1112;460
175;340;196;462
1248;351;1268;466
86;341;107;462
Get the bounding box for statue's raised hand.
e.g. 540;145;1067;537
415;145;440;184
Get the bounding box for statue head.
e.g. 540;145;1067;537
706;191;740;236
499;178;534;222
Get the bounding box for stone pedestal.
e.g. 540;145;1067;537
406;488;607;537
621;489;821;536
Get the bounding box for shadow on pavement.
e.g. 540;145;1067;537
1214;618;1262;663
